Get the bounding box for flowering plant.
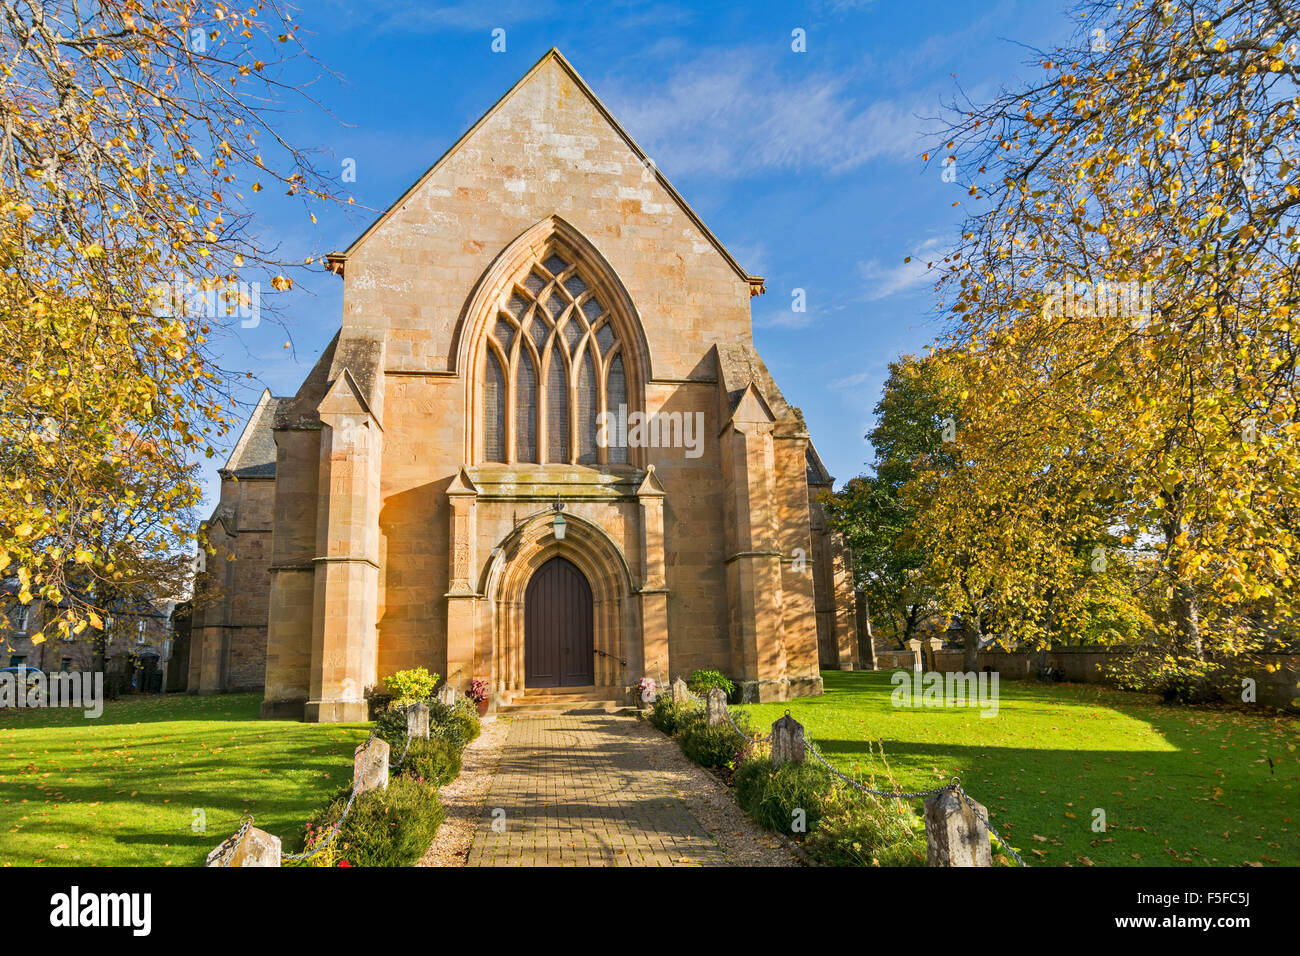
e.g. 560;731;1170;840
635;676;658;702
467;678;490;703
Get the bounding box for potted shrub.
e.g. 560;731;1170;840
467;678;490;716
634;676;658;709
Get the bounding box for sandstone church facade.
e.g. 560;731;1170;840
188;50;861;722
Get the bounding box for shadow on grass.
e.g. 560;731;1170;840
737;670;1298;867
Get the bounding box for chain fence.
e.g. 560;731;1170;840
226;704;419;866
657;674;1026;867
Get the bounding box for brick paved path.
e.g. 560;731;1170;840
466;713;730;867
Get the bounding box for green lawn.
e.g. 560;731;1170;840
0;694;370;866
737;671;1298;867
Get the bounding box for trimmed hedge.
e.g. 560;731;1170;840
430;697;481;746
399;737;462;788
677;710;752;768
732;754;927;865
733;757;836;832
650;698;933;868
302;776;445;867
299;694;481;867
648;695;694;736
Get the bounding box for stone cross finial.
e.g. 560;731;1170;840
205;826;281;867
407;701;430;739
924;786;992;867
706;687;727;726
770;713;805;766
353;737;390;795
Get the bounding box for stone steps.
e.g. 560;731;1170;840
496;696;626;715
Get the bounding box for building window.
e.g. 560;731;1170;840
137;619;147;644
60;658;72;673
484;351;506;463
8;655;24;668
14;605;29;633
481;251;628;465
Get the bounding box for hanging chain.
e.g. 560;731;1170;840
215;814;255;867
271;705;421;865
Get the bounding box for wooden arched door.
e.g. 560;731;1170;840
524;557;594;688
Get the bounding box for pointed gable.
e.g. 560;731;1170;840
327;50;768;378
328;49;759;291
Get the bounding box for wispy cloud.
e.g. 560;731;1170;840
603;49;928;177
857;236;949;301
754;308;817;331
317;0;563;32
828;370;874;389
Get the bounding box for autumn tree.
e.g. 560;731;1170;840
926;0;1300;690
0;1;340;648
822;356;955;648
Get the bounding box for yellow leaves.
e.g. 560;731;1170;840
82;243;104;259
269;275;292;292
14;523;33;538
1269;59;1286;72
30;632;45;646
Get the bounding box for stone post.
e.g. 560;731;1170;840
671;677;689;704
706;687;727;726
407;701;429;739
770;713;805;767
205;826;282;867
437;683;460;708
906;638;923;672
924;787;992;867
353;736;390;795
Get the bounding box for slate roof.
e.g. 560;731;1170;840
223;392;286;478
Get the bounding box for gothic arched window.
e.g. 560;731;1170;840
481;250;630;465
484;350;506;463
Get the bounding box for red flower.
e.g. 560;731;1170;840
338;860;352;867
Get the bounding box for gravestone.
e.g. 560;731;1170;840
671;677;689;704
407;701;430;739
924;787;992;867
706;687;727;726
770;714;806;766
437;683;460;707
353;737;390;795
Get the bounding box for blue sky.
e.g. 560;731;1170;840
207;0;1078;508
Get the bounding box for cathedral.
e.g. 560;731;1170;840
188;49;861;721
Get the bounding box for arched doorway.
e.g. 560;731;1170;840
525;557;594;687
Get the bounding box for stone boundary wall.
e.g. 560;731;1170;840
921;646;1300;712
